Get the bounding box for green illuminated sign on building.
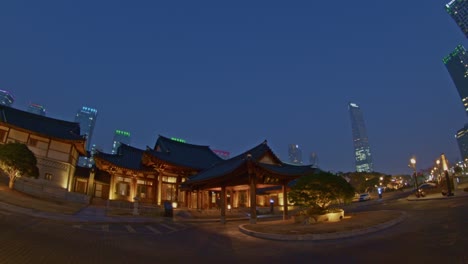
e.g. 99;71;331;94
171;137;186;143
115;130;131;137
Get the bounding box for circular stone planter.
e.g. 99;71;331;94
294;209;345;224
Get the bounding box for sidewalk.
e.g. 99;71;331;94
406;188;468;201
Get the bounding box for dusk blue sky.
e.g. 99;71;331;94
0;0;466;175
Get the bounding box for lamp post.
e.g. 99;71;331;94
410;158;419;197
436;159;441;184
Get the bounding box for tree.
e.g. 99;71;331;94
288;171;355;212
0;143;39;189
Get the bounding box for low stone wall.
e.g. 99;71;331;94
13;177;90;204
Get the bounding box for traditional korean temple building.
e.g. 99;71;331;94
84;135;315;223
0;105;86;190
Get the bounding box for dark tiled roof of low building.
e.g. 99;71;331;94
184;141;315;186
0;105;84;141
148;135;223;170
94;144;153;171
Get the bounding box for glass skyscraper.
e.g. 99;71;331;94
446;0;468;38
0;90;14;106
288;144;303;165
444;45;468;114
456;124;468;161
348;102;373;172
75;106;98;167
27;103;46;116
111;129;131;154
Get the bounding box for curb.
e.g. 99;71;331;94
238;210;407;241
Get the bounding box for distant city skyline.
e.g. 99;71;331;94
1;1;466;175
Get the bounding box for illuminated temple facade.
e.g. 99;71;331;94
73;135;315;222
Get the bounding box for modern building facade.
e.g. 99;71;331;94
348;102;374;172
74;106;98;167
111;129;131;154
446;0;468;38
27;103;46;116
456;124;468;161
0;90;14;106
309;152;319;168
288;144;302;164
444;45;468;115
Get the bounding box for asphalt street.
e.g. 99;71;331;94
0;193;466;264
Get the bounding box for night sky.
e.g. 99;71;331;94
0;0;466;175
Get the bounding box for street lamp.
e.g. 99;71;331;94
436;159;441;183
409;158;420;197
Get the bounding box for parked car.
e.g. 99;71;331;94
358;193;371;202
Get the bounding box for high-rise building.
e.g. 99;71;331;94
446;0;468;38
75;106;98;167
112;129;131;154
0;90;14;106
443;45;468;115
348;102;374;172
288;144;302;164
456;124;468;161
27;103;46;116
309;152;319;168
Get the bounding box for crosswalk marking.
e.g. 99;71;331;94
102;224;109;232
160;223;177;232
145;225;161;234
0;211;12;216
125;225;136;233
72;224;82;228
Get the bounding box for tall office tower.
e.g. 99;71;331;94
111;130;131;154
443;45;468;114
27;103;46;116
0;90;14;106
309;152;319;168
75;106;98;167
446;0;468;38
456;124;468;161
288;144;303;164
348;102;374;172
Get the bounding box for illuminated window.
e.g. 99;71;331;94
116;182;130;196
45;173;53;180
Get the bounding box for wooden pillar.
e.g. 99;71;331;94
249;175;257;224
197;190;201;210
282;182;288;220
153;177;158;205
87;168;96;196
109;173;115;200
131;177;137;201
220;186;226;224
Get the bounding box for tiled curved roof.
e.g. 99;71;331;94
183;141;310;186
94;144;153;171
0;105;84;141
147;135;223;170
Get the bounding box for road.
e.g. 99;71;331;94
0;193;466;264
